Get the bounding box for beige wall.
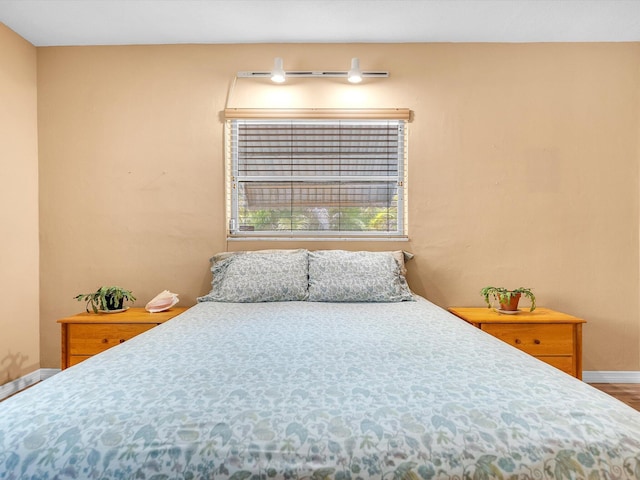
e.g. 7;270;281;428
0;24;39;383
36;43;640;371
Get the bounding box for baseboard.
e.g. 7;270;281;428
583;371;640;383
0;368;61;401
40;368;61;381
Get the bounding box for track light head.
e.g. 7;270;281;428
348;58;362;84
271;57;286;83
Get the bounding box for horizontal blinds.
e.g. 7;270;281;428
235;121;399;178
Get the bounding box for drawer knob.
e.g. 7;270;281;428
514;339;521;344
101;338;108;344
534;339;541;345
119;339;125;344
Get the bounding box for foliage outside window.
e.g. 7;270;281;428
225;112;408;239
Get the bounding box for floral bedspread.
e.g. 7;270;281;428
1;298;639;479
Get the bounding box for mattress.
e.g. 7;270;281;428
1;297;639;479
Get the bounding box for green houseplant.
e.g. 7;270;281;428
480;286;536;312
74;286;136;313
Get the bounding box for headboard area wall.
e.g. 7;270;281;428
35;42;640;372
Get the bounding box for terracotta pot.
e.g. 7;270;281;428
499;293;521;311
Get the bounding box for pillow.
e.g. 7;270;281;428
197;249;309;303
390;250;414;276
308;250;414;302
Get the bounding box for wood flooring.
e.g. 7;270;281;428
590;383;640;411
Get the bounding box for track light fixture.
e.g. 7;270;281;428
238;57;389;83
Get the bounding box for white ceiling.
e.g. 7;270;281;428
1;0;640;47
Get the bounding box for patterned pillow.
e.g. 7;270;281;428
390;250;414;276
308;250;414;302
197;250;309;302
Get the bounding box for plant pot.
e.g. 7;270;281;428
105;295;124;311
499;293;521;311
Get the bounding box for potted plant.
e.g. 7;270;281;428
480;286;536;312
74;286;136;313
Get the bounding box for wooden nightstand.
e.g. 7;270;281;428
58;307;188;369
448;307;586;379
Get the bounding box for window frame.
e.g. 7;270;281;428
224;108;410;240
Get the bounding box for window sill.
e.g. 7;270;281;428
227;235;409;242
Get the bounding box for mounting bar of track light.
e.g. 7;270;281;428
237;57;389;83
237;70;390;79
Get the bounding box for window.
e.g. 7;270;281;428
225;110;408;239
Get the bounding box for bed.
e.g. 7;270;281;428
1;249;639;480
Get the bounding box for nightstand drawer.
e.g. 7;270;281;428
68;355;92;367
68;323;156;355
539;356;575;376
481;323;574;355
